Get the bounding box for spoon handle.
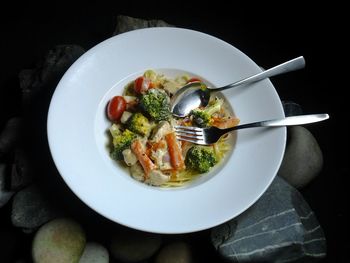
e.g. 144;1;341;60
214;56;305;92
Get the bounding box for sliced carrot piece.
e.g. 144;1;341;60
212;117;240;129
131;140;156;177
165;132;185;171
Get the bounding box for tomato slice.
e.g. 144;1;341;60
134;76;151;94
107;96;126;122
187;77;202;83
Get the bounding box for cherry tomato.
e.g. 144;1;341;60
187;77;202;83
107;96;126;122
134;76;151;94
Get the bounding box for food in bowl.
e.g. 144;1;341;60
106;70;239;187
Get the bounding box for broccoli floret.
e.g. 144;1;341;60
126;112;152;137
140;89;171;122
185;145;217;173
111;129;136;160
191;97;224;127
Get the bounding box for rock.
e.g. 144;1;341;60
0;163;14;208
278;126;323;188
155;242;193;263
10;148;32;191
78;242;109;263
11;184;60;230
113;15;172;35
211;176;326;262
110;228;162;262
19;45;85;105
282;101;303;117
32;218;86;263
0;117;22;158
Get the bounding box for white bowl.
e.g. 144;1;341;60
47;27;286;234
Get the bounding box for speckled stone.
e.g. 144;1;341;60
113;15;172;35
110;228;162;262
78;242;109;263
211;176;326;262
279;126;323;188
32;218;86;263
155;242;193;263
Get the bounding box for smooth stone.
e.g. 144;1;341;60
113;15;172;35
211;176;326;262
78;242;109;263
0;163;14;208
155;242;193;263
11;184;60;229
19;45;85;105
0;117;22;158
110;228;162;262
10;148;32;191
282;100;303;117
279;126;323;188
32;218;86;263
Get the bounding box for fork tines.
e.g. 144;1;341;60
174;126;205;144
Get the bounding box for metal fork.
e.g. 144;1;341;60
175;114;329;145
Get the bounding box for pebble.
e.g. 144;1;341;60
110;228;162;262
11;184;60;230
211;176;326;262
155;242;193;263
78;242;109;263
278;126;323;188
0;163;14;208
32;218;86;263
113;15;172;35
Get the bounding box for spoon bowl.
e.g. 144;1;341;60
170;56;305;117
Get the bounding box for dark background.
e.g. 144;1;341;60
0;2;347;262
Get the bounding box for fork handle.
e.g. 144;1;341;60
214;56;305;92
226;114;329;132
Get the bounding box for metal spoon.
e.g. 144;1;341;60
170;56;305;117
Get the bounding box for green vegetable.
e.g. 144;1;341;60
111;129;136;160
191;97;224;127
185;145;217;173
140;89;171;122
126;112;152;137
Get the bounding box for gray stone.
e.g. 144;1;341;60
19;45;85;105
0;163;14;208
78;242;109;263
32;217;86;263
155;242;193;263
282;101;303;117
110;228;162;262
0;117;22;158
113;15;172;35
10;148;32;191
278;126;323;188
11;184;60;230
211;176;326;263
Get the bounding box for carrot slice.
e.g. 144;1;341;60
212;117;240;129
131;140;156;177
165;132;185;170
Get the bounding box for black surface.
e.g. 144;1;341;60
0;3;347;262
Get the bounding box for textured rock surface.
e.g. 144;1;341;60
113;15;172;35
155;242;193;263
211;176;326;262
10;148;32;191
282;101;303;117
0;163;14;207
11;184;60;230
0;117;22;158
110;228;162;262
32;218;86;263
19;45;85;105
78;242;109;263
279;126;323;188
